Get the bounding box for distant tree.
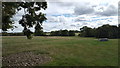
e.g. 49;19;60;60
56;31;61;36
79;24;119;38
96;24;110;38
74;30;80;33
50;30;74;36
80;26;94;37
2;32;9;36
50;31;55;36
34;30;45;36
61;30;69;36
108;25;118;38
96;24;118;38
50;31;61;36
69;30;75;36
91;28;96;37
118;24;120;38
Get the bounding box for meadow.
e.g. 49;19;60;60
2;36;118;66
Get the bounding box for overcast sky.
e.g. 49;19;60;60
6;0;119;32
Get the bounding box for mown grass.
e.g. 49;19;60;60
2;36;118;66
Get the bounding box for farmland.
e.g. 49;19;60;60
2;36;118;66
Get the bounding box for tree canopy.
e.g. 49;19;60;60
2;1;47;39
79;24;119;39
50;30;75;36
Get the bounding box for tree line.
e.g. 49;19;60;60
2;24;120;39
1;30;78;36
50;30;77;36
79;24;120;39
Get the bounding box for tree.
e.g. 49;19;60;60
34;23;45;36
69;30;75;36
118;24;120;38
61;30;69;36
50;31;61;36
108;25;118;38
34;23;44;36
95;24;118;38
50;30;74;36
2;1;47;39
79;24;118;39
2;2;20;31
96;24;110;38
80;26;95;37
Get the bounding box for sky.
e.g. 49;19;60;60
6;0;119;32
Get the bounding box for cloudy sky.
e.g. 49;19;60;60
7;0;119;32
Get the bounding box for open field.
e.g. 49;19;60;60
2;36;118;66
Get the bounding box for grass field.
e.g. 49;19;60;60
2;36;118;66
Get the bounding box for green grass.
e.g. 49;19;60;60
2;36;118;66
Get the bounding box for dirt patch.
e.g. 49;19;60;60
2;52;52;66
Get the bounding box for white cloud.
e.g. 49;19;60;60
74;2;94;15
7;0;118;32
46;15;67;23
95;5;118;16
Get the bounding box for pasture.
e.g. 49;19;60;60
2;36;118;66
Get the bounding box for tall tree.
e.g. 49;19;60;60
118;24;120;38
2;2;20;31
96;24;110;38
69;30;75;36
80;26;94;37
2;1;47;39
79;24;119;39
61;30;69;36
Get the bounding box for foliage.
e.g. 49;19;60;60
118;24;120;38
79;24;119;39
2;2;20;31
2;32;24;36
2;1;47;39
80;26;95;37
61;30;69;36
68;30;75;36
34;30;45;36
50;30;75;36
34;23;45;36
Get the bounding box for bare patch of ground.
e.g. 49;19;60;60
2;52;52;66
